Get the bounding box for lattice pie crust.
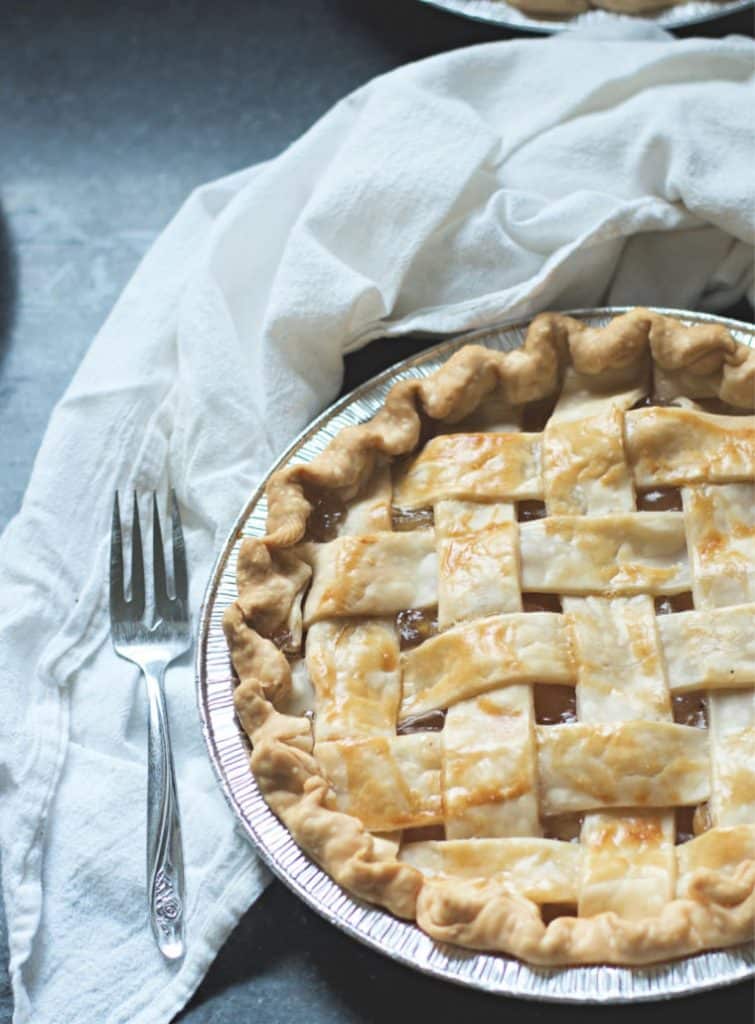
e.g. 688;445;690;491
224;309;755;965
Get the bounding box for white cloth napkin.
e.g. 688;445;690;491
1;24;753;1024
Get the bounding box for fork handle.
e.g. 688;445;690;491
144;665;186;960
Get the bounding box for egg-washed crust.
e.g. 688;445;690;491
223;308;755;964
506;0;681;18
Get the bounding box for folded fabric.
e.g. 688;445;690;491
1;23;753;1024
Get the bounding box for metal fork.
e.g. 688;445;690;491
110;490;190;960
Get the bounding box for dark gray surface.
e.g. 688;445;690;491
1;2;753;1022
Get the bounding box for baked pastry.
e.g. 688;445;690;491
224;308;755;966
497;0;712;17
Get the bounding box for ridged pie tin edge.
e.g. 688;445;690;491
197;306;755;1003
416;0;754;35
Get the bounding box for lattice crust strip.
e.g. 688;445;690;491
435;411;535;842
543;368;676;918
225;309;755;966
307;600;755;722
401;826;755;903
683;481;755;827
310;720;710;829
400;611;571;718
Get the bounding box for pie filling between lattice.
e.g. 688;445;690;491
224;309;755;966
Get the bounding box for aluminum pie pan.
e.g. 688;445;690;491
417;0;754;33
197;306;754;1003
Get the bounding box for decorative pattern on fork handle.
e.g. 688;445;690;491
145;661;185;958
154;869;183;924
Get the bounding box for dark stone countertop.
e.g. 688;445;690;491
1;2;753;1021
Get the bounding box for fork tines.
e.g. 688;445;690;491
110;491;188;622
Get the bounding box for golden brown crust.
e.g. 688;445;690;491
224;308;755;965
505;0;690;14
416;864;755;965
259;308;753;547
505;0;589;14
